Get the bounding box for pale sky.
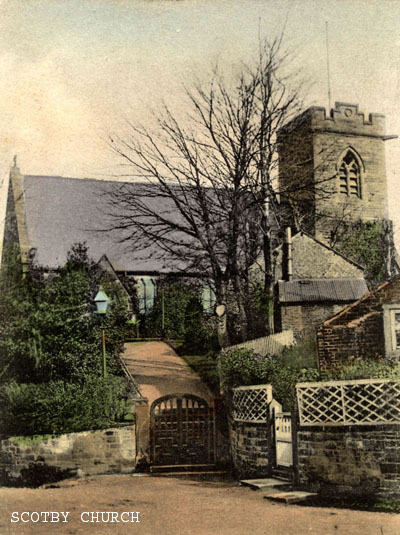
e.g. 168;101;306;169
0;0;400;247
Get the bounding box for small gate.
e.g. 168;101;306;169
150;394;216;469
274;412;293;468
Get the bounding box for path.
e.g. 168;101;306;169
0;473;398;535
123;341;213;405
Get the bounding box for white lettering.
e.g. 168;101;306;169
41;512;50;523
101;512;110;523
81;512;89;523
91;512;100;523
110;512;119;523
120;512;130;523
50;512;60;523
131;512;141;523
10;512;19;523
20;512;30;523
31;512;40;523
60;512;69;523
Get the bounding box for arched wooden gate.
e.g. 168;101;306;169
150;394;216;469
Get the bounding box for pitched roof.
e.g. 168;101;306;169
22;175;187;273
277;278;368;304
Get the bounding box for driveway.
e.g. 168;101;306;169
123;341;213;405
0;473;398;535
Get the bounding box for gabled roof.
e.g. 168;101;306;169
22;175;187;273
277;278;368;304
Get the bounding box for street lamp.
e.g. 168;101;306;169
94;286;111;377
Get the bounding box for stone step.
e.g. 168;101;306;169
263;491;317;504
239;478;292;491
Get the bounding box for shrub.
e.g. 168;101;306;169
0;376;130;437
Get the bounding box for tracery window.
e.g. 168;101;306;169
338;150;362;198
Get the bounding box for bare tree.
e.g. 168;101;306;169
106;36;304;343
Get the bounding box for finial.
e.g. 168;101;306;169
13;155;17;168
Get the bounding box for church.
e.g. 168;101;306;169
2;102;395;339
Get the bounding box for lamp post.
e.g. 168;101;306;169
94;286;111;378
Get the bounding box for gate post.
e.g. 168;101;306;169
135;399;150;465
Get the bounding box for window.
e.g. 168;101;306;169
202;282;216;313
383;304;400;360
338;150;362;198
137;277;157;314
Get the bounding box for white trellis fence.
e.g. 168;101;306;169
296;378;400;426
231;384;273;423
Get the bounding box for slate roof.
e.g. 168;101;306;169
277;278;368;304
23;175;187;272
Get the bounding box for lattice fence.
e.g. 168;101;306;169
232;384;273;423
296;378;400;426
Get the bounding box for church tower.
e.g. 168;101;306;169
277;102;396;244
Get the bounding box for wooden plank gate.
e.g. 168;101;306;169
274;412;293;468
150;394;216;470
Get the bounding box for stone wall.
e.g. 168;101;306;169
228;419;272;478
278;102;389;242
280;303;345;339
297;425;400;498
0;424;136;486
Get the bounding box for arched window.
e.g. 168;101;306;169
338;150;362;198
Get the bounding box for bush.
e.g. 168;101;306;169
320;357;400;381
217;345;318;411
0;376;130;436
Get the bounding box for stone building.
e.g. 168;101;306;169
277;101;396;243
317;277;400;369
1;101;394;334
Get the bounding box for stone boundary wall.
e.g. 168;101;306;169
0;424;136;486
297;424;400;498
228;419;272;478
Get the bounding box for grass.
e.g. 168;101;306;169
180;353;220;393
302;495;400;514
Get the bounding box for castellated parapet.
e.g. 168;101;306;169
278;102;393;243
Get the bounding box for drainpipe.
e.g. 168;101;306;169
285;227;293;282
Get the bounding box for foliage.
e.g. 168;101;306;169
141;280;219;353
0;244;130;384
0;376;130;436
332;219;393;286
142;282;197;339
318;356;400;382
217;342;318;411
180;354;220;394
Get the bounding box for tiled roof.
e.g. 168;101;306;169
224;330;295;357
277;278;368;304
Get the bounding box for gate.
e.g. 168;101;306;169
274;412;293;468
150;394;216;469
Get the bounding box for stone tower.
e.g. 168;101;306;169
277;102;395;244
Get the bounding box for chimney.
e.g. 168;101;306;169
283;227;293;281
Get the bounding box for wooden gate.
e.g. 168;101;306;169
274;412;293;468
150;394;216;469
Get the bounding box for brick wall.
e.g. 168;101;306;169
228;419;272;478
297;425;400;498
317;278;400;368
0;424;136;486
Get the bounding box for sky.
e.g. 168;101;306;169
0;0;400;247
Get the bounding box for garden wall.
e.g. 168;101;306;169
0;424;136;487
228;419;272;478
297;425;400;498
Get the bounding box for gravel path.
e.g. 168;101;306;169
0;473;398;535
